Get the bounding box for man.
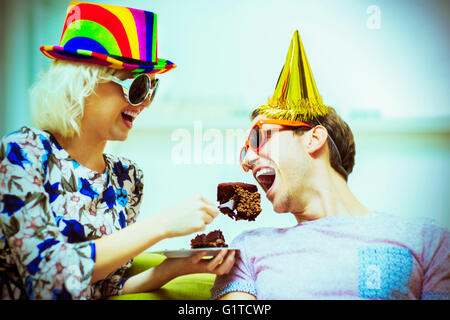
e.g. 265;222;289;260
210;31;449;300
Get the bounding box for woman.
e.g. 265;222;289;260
0;2;234;300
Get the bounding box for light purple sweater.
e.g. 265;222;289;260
211;212;450;300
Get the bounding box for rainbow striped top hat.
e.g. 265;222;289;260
40;1;176;74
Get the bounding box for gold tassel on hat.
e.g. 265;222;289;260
258;30;330;121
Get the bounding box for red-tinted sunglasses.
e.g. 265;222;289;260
239;119;311;172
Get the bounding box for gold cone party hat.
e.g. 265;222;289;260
258;30;330;121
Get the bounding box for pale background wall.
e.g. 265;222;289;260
0;0;448;251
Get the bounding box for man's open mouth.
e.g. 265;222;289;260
253;167;276;193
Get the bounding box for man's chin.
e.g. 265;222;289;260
271;199;290;213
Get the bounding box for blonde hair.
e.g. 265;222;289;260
30;60;132;138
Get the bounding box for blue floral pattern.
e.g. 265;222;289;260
0;126;144;299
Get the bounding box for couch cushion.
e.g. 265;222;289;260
124;252;166;277
108;253;216;300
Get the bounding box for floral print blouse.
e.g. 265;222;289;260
0;126;144;299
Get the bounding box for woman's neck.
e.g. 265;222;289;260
52;130;107;173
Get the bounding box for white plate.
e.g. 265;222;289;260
151;248;237;259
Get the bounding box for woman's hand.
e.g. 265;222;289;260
155;194;220;238
93;194;219;283
161;249;236;279
121;250;236;295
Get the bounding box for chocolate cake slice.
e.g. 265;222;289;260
217;182;262;221
190;230;228;249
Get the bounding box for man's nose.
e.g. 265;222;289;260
242;147;259;172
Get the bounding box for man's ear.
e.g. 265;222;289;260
305;126;328;156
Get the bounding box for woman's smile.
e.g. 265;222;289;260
121;108;140;129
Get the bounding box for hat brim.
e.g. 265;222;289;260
40;45;176;74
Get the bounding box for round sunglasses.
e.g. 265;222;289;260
111;74;159;106
239;119;312;172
